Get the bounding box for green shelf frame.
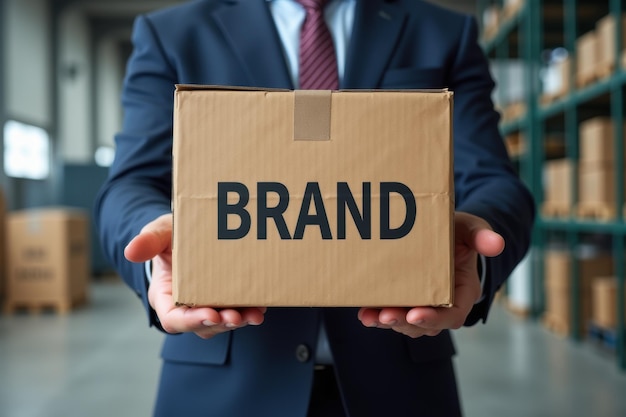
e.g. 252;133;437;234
539;72;626;120
478;0;626;371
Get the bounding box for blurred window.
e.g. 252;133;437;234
3;120;50;180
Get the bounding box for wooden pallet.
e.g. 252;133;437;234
576;203;616;221
4;295;87;315
541;202;571;219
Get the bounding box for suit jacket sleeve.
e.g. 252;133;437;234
94;15;175;328
447;16;535;325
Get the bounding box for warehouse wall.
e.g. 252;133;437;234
0;0;5;195
95;37;123;150
5;0;51;128
58;6;126;160
58;7;92;163
2;0;54;209
0;1;126;209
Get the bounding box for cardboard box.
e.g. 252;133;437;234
6;208;90;311
579;117;613;163
591;276;626;329
482;5;501;41
576;31;599;87
501;101;527;123
596;13;626;74
543;159;574;205
544;250;613;290
578;163;618;204
172;86;454;307
0;188;6;299
504;131;525;158
544;250;613;335
502;0;524;20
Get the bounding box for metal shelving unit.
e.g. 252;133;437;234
477;0;626;371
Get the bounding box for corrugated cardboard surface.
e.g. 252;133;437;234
578;163;618;204
576;31;598;84
544;159;574;205
597;14;626;68
6;208;90;304
592;276;626;329
173;86;454;307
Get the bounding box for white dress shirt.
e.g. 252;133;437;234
267;0;356;88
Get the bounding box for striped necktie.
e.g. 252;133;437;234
297;0;339;90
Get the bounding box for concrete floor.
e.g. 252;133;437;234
1;279;625;417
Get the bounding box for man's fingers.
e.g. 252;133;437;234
154;302;266;336
456;212;505;258
358;308;443;338
378;307;408;326
474;228;505;258
213;308;267;328
159;307;227;337
125;232;166;262
124;214;172;263
240;307;267;326
406;306;467;331
360;305;469;337
358;308;381;327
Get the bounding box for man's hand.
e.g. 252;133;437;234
357;212;505;338
124;213;266;339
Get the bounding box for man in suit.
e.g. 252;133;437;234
95;0;535;416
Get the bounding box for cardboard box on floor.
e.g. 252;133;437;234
6;208;90;312
0;188;6;299
172;86;454;308
592;276;626;329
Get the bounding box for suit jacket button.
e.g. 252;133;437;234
295;344;310;363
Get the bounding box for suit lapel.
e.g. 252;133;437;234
212;0;293;88
343;0;407;89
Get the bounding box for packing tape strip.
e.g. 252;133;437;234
293;90;332;141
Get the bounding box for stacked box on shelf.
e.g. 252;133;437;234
481;4;501;42
504;131;525;158
501;101;527;123
542;159;574;218
577;117;625;220
596;13;626;79
576;31;599;88
543;250;613;337
502;0;524;20
591;276;626;330
574;13;626;87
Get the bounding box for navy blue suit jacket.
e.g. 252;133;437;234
95;0;535;415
